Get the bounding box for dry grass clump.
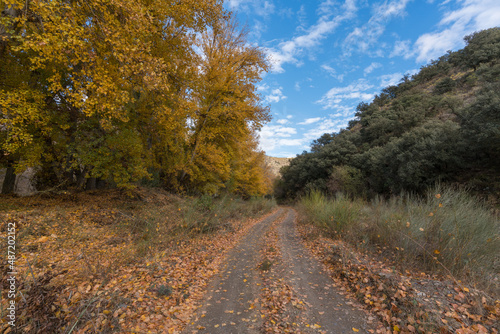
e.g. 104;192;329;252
297;186;499;295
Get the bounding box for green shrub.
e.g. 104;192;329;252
298;186;499;291
434;77;456;94
181;195;276;233
327;165;364;198
298;190;362;234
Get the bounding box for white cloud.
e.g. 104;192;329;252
227;0;242;8
379;72;403;88
258;84;287;103
364;62;382;75
294;81;301;91
279;139;306;146
257;83;269;91
250;20;267;41
390;40;413;58
414;0;500;62
261;124;296;138
317;79;375;109
321;64;336;74
414;29;463;62
304;118;346;141
258;124;303;152
278;7;294;19
257;1;276;16
321;64;345;81
260;114;355;153
267;0;357;73
276;119;289;125
298;117;322;125
329;105;355;118
265;87;287;103
228;0;275;16
344;0;411;55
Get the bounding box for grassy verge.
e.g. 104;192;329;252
297;186;499;294
0;188;276;333
297;186;499;333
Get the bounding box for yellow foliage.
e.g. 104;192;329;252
0;1;270;194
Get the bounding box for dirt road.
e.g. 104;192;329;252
185;208;376;333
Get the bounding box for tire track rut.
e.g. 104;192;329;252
276;209;375;333
185;208;285;333
185;208;377;333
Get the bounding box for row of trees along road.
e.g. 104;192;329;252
0;0;272;196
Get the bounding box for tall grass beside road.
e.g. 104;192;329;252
297;186;499;293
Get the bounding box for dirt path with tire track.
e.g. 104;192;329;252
185;208;378;334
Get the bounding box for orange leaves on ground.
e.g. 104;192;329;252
297;223;499;334
0;191;270;333
258;214;306;333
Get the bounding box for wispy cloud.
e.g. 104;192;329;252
390;40;413;58
228;0;275;17
298;117;322;125
267;0;357;73
257;83;270;91
343;0;411;55
321;64;345;82
257;84;287;103
321;64;336;75
250;20;268;41
414;0;500;62
379;72;403;88
329;105;355;118
304;118;346;141
317;79;375;109
278;139;306;146
258;124;303;152
364;62;382;75
265;87;287;103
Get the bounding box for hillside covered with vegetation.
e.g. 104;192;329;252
277;29;500;331
277;27;500;201
0;0;272;197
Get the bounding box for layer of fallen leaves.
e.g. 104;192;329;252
258;213;310;334
298;223;500;334
0;189;275;333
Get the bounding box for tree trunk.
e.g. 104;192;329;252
75;167;87;189
1;166;16;194
86;177;97;190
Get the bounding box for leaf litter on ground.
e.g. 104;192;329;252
297;222;499;334
0;189;276;333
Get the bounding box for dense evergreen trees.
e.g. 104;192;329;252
279;27;500;198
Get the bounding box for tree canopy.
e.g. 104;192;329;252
0;0;272;195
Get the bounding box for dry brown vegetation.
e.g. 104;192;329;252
0;188;276;333
297;195;500;333
264;156;292;179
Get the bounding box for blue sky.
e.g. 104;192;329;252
225;0;500;157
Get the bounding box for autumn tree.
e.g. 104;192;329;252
0;0;226;190
1;1;273;195
176;16;271;195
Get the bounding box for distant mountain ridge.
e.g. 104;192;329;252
264;156;291;178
